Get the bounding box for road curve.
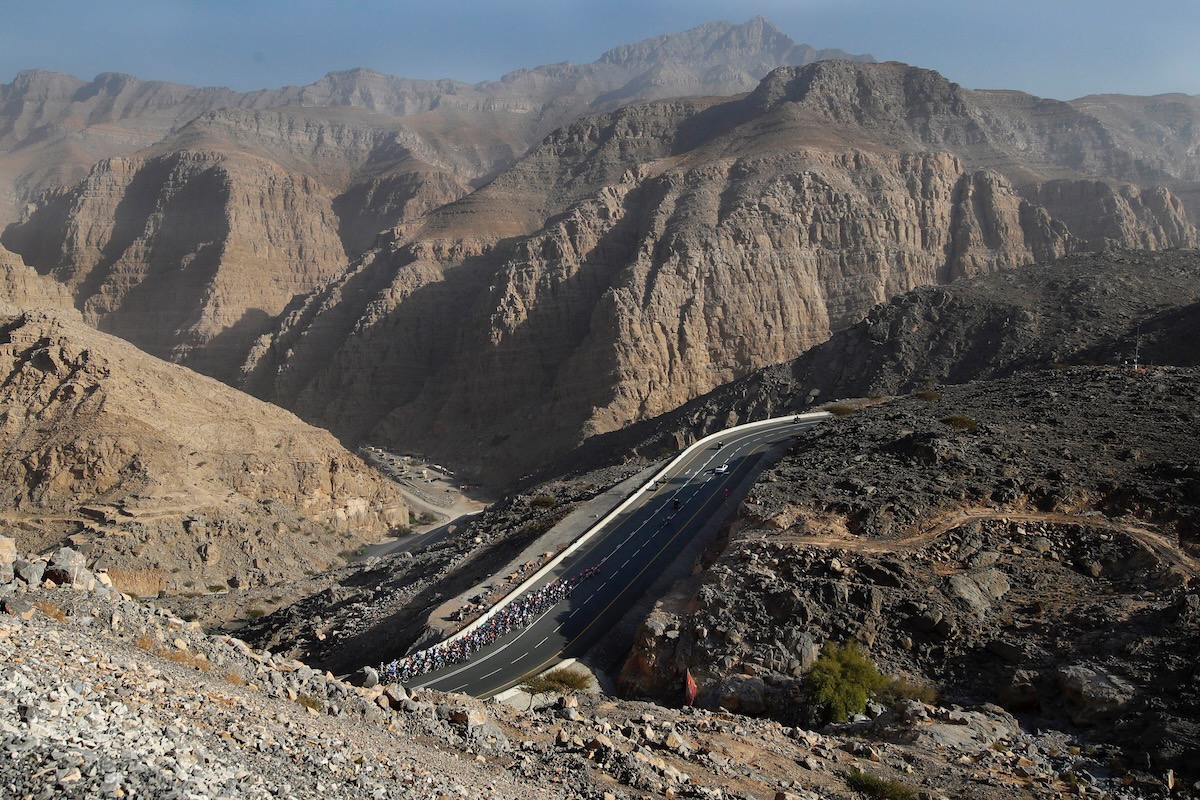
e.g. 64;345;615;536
405;413;829;698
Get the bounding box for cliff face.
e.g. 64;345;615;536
0;106;483;380
2;147;346;380
0;242;75;315
0;309;407;593
0;19;874;382
565;248;1200;478
243;62;1200;486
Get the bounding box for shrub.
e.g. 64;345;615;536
243;607;266;619
520;665;592;705
877;675;938;706
913;389;941;402
941;414;978;431
162;649;210;672
805;640;888;723
296;693;324;712
542;666;591;693
34;601;66;621
529;495;557;509
843;768;920;800
823;403;856;418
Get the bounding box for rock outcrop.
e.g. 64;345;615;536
0;242;75;315
619;366;1200;775
243;62;1199;486
0;309;407;597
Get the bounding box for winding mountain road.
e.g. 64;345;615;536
408;414;828;698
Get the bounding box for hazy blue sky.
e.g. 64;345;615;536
3;0;1197;100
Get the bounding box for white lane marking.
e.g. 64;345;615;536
599;582;608;590
451;683;468;692
621;559;630;568
537;636;549;646
483;668;501;679
569;608;579;618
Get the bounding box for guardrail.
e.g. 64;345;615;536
441;410;832;645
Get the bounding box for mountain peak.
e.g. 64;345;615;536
596;17;871;72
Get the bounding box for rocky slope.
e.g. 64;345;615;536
0;18;870;382
618;365;1200;779
0;242;74;315
242;62;1200;487
2;542;1186;799
0;106;483;380
563;248;1200;470
0;309;407;598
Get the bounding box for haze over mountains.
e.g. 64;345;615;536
0;16;1198;490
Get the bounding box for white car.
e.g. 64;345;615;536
714;463;729;474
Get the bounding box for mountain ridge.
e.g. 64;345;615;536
234;61;1200;486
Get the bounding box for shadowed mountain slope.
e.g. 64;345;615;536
240;62;1200;486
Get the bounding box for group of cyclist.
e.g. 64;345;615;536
377;565;601;683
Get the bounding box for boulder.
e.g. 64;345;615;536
3;597;35;619
997;669;1041;712
43;547;87;585
346;666;379;688
1057;664;1136;725
715;675;767;715
448;707;487;729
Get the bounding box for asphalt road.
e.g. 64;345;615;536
408;416;824;698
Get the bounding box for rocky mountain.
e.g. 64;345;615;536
219;250;1200;790
0;17;870;382
563;248;1200;469
619;365;1200;778
0;308;408;597
239;61;1200;487
0;106;478;380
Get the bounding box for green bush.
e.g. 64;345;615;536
529;495;557;509
843;768;919;800
823;403;856;418
806;641;888;723
913;389;941;402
